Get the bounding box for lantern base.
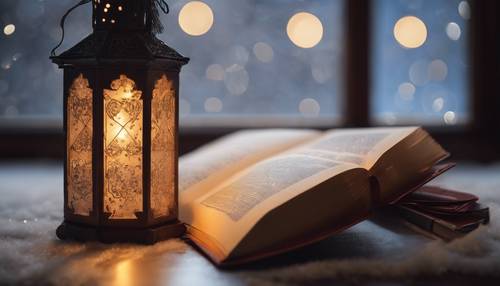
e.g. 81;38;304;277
56;220;186;244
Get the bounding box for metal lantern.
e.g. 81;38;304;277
51;0;189;243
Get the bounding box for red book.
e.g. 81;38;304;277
395;186;489;241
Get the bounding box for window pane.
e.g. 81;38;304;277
0;0;344;127
161;0;344;126
0;0;91;120
371;0;470;126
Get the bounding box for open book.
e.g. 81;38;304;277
179;127;450;266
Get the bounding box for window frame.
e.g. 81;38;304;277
1;0;498;160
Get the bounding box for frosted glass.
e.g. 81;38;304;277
151;75;176;218
67;74;93;216
103;75;143;219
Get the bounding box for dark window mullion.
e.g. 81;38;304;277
470;0;500;135
344;0;371;127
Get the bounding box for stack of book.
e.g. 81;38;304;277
396;186;489;241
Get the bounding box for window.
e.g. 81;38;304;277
0;1;91;121
162;0;345;127
371;0;470;126
1;0;498;159
0;0;345;127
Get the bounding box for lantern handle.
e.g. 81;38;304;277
51;0;91;57
148;0;170;35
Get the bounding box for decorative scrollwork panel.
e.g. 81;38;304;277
151;75;176;218
67;74;93;216
104;75;143;219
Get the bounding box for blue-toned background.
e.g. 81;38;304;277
371;0;470;125
0;0;470;126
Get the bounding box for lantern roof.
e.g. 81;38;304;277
51;31;189;65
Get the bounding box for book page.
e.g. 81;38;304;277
183;145;360;255
305;127;447;203
179;129;320;210
305;127;418;169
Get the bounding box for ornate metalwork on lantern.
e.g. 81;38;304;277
50;0;189;244
104;75;144;219
151;75;176;218
67;74;93;216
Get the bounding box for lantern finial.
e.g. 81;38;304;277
92;0;170;33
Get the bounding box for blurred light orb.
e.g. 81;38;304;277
179;98;191;116
1;60;12;70
432;97;444;112
446;22;461;41
311;60;333;84
224;64;249;96
178;1;214;36
398;82;415;101
299;98;320;116
12;53;22;62
444;111;457;125
409;60;429;86
3;24;15;36
204;97;223;113
253;42;274;63
458;1;471;20
206;64;225;81
382;113;397;125
393;16;427;48
428;59;448;81
287;12;323;48
420;84;454;114
228;45;249;67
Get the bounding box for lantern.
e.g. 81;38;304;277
51;0;189;243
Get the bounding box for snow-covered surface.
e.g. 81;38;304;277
1;162;499;285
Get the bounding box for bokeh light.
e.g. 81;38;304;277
253;42;274;63
3;24;15;36
287;12;323;48
393;16;427;48
1;59;12;70
224;64;249;96
458;1;471;20
446;22;461;41
227;45;249;67
398;82;416;101
311;58;334;84
444;111;457;125
299;98;320;116
381;113;397;125
205;64;224;81
204;97;223;113
178;1;214;36
409;60;429;86
420;84;455;115
432;97;444;112
427;59;448;81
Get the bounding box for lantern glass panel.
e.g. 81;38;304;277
103;75;143;219
67;74;93;216
151;75;176;218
